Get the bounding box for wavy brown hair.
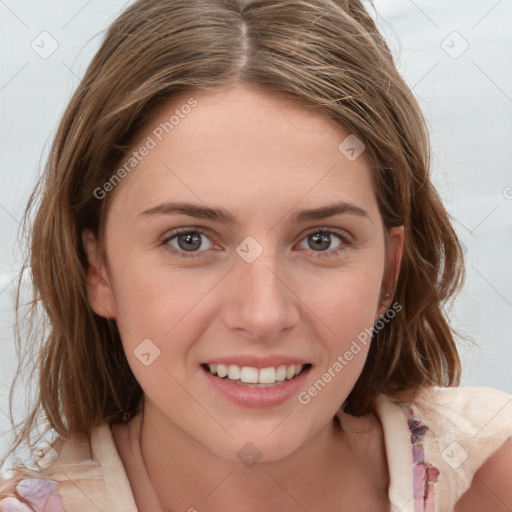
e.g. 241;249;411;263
1;0;464;477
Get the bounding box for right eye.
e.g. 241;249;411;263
161;227;218;258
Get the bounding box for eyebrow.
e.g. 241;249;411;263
138;200;369;225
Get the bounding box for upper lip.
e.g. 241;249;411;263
203;356;311;369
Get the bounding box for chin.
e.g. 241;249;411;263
203;426;311;465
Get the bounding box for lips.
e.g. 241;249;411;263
201;362;312;408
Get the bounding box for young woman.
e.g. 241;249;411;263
1;1;511;511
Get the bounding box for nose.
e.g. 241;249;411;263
221;246;301;342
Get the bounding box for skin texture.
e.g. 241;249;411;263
454;438;512;511
84;83;405;510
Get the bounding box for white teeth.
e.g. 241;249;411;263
240;366;258;383
206;363;305;384
227;365;240;380
216;364;228;378
275;365;287;381
258;367;276;384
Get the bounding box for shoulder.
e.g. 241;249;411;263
380;385;512;437
0;475;65;512
1;421;136;512
454;437;512;511
376;385;512;509
407;385;512;437
410;384;512;410
0;428;100;511
408;386;512;509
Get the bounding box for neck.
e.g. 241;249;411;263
134;398;384;511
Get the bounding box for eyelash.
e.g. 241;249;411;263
161;227;352;260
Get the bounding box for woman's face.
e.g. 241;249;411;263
85;83;403;462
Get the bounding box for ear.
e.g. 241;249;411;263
82;229;118;319
376;225;404;318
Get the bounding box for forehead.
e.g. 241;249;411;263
106;84;379;224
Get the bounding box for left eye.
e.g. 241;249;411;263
162;228;349;259
297;230;345;254
162;228;215;257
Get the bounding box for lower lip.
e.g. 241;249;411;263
201;365;311;409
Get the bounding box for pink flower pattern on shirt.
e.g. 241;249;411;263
0;478;64;512
408;417;440;512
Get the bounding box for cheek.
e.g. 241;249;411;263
295;266;382;413
310;263;384;340
107;240;204;330
108;261;203;401
106;251;223;375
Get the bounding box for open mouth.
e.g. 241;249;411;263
201;363;312;388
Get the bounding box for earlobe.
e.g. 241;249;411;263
377;226;405;316
390;225;405;289
82;229;118;319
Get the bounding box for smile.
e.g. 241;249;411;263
203;363;311;386
200;361;312;408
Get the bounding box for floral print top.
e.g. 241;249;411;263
4;386;510;512
0;415;440;512
0;478;65;512
408;416;440;512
